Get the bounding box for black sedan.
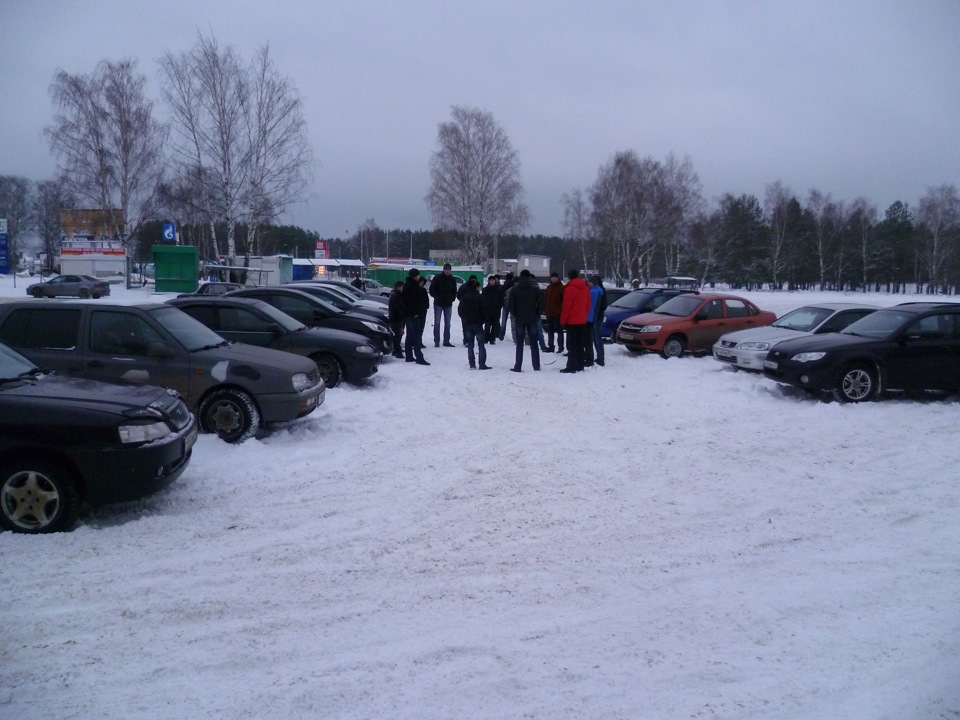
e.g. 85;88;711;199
284;283;390;325
763;302;960;402
227;287;393;353
26;274;111;299
167;296;381;388
0;340;196;533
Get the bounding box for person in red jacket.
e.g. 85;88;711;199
559;269;591;373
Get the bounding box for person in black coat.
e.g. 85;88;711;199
401;269;429;365
457;276;490;370
481;275;501;344
507;269;543;372
387;280;405;358
429;263;458;347
498;271;515;340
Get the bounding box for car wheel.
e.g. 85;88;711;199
311;352;343;388
0;459;80;533
199;388;261;443
79;288;91;299
30;287;44;298
661;335;686;359
832;363;878;403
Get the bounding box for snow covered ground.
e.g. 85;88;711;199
1;276;958;719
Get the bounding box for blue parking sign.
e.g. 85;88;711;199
162;223;176;242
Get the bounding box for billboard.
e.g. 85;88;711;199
60;209;125;256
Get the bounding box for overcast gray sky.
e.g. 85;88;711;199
2;0;958;239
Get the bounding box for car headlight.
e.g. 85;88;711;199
739;341;770;351
118;420;172;444
792;351;827;362
292;372;314;391
640;324;662;333
355;345;377;354
360;320;383;332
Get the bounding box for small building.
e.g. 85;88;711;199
58;209;127;278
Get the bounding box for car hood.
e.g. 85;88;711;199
622;311;687;325
771;331;879;354
293;326;379;349
195;342;319;374
719;326;807;344
4;373;174;412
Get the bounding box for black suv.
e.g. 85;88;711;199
0;340;196;533
0;301;325;442
763;302;960;402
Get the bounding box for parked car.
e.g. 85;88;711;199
600;287;690;340
167;296;381;388
312;279;389;306
176;281;243;297
713;303;879;371
26;274;111;299
286;282;391;323
0;339;196;533
359;278;392;297
615;292;776;358
228;287;393;353
0;301;325;443
762;302;960;402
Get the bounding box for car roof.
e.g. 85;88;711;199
789;302;881;311
892;301;960;311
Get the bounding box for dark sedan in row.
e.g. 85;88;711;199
763;302;960;401
167;296;381;388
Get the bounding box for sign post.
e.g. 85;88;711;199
0;218;8;276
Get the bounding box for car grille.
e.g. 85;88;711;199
619;322;643;333
718;339;737;349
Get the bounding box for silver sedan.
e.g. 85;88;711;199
26;274;111;299
713;302;878;370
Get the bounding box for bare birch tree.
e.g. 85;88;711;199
588;151;658;283
652;154;702;277
916;183;960;293
561;188;592;274
33;179;76;269
46;59;165;251
425;106;529;263
0;176;33;266
160;34;311;259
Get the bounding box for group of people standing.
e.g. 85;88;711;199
385;264;607;374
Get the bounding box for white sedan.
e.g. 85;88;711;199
712;302;878;370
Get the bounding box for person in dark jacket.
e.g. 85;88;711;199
589;275;608;366
417;275;429;349
402;269;429;365
507;269;543;372
560;269;591;373
498;271;515;340
457;276;491;370
543;272;565;352
429;263;458;347
387;280;405;358
481;275;501;344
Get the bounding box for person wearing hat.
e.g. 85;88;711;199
507;269;543;372
559;269;591;373
457;276;491;370
588;275;608;366
497;271;515;341
401;268;430;365
481;274;501;344
429;263;458;347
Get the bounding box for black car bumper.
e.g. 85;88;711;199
73;418;197;505
762;358;835;391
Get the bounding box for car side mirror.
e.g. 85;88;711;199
147;341;175;358
267;323;283;336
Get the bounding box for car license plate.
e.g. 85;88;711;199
716;351;734;360
619;332;635;341
763;359;778;370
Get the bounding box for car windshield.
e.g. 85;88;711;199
248;302;306;331
294;285;351;310
610;291;655;310
0;341;42;381
653;295;703;317
770;306;833;332
840;309;913;339
147;306;228;351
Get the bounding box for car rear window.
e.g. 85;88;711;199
0;308;81;350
